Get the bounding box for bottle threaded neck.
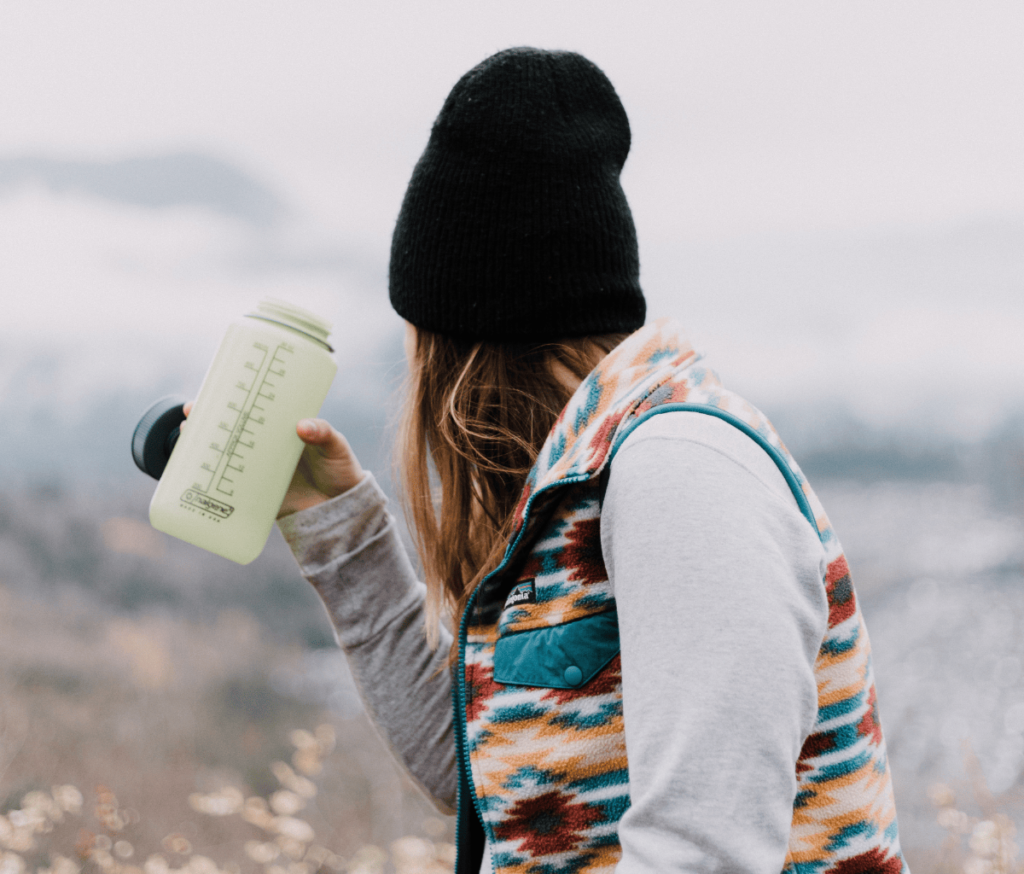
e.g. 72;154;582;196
247;298;333;350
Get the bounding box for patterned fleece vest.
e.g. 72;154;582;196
453;319;907;874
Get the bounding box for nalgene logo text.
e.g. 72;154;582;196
181;490;235;519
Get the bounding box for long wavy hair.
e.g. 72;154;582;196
396;327;629;650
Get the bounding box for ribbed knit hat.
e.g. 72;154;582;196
389;47;645;343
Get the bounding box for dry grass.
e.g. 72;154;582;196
9;568;1024;874
907;744;1024;874
0;729;454;874
0;580;452;874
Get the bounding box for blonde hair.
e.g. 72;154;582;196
396;328;629;651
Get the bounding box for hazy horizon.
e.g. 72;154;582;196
2;2;1022;460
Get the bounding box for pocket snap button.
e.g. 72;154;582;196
563;665;583;687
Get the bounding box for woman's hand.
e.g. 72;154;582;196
182;401;366;519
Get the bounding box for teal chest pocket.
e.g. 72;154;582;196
492;610;621;689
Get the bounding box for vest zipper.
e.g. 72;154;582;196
453;584;484;874
453;474;591;874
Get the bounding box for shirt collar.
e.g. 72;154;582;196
524;317;700;496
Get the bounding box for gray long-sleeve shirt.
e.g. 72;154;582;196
277;411;829;872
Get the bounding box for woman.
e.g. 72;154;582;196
272;48;908;873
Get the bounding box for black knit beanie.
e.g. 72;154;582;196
389;47;645;343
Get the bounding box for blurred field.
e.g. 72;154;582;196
1;427;1023;870
0;482;453;874
816;475;1024;871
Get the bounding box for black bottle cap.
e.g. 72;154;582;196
132;396;188;480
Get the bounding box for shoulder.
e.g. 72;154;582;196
609;409;799;513
600;409;829;659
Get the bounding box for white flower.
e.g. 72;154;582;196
273;818;314;844
271;762;297;786
390;837;434;865
269;792;305;816
927;782;956;808
321;853;346;873
21;793;61;824
347;846;386;874
302;846;329;868
269;763;316;798
0;853;26;874
275;838;306;862
241;807;275;831
7;811;47;835
3;829;34;855
143;855;170;874
313;725;335;756
434;844;456;867
243;842;279;865
185;855;218;874
937;807;970;833
291;749;323;779
52;787;84;816
188;788;243;817
89;850;114;872
161;834;192;856
289;730;317;751
969;819;1000;856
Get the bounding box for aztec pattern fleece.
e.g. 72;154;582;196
454;318;907;873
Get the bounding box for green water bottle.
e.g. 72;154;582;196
133;299;337;564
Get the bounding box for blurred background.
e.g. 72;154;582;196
1;2;1023;870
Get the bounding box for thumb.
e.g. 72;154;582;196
296;418;348;456
296;418;328;442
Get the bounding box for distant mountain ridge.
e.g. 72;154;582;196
0;152;285;225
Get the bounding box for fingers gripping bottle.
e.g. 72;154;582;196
135;299;337;564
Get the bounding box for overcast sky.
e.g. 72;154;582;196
1;1;1022;438
4;1;1023;241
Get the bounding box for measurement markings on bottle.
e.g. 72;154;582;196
189;341;295;499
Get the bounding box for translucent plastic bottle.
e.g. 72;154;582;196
144;299;337;564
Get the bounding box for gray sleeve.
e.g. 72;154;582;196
601;412;828;874
276;472;457;814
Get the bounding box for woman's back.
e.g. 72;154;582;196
271;45;909;874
